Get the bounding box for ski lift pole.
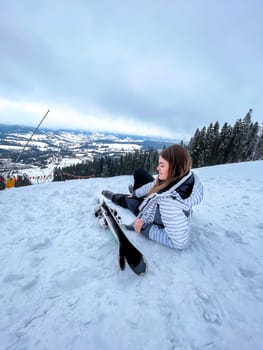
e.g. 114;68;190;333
14;109;50;165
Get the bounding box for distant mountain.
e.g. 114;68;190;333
0;123;177;172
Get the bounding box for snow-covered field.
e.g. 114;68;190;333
0;161;263;350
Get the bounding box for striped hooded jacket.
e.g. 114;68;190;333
134;171;203;249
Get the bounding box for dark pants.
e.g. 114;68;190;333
111;168;154;216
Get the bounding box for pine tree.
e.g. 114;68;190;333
205;122;220;165
188;128;201;168
247;121;259;160
210;121;220;164
231;118;243;162
198;127;207;167
240;109;253;161
217;122;233;164
254;126;263;160
204;123;213;165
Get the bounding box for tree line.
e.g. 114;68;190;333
61;110;263;178
188;109;262;168
59;148;160;180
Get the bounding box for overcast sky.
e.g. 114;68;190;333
0;0;262;140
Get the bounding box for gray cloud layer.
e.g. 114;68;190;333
0;0;262;139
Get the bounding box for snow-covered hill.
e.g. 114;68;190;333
0;124;175;172
0;161;263;350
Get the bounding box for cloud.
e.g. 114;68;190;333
0;97;177;138
0;0;262;140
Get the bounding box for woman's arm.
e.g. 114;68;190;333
140;198;191;249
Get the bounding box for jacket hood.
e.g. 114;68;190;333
158;171;203;206
138;171;203;214
170;172;204;207
157;171;193;197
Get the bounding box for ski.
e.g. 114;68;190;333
95;200;147;276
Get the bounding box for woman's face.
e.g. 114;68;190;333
157;155;169;181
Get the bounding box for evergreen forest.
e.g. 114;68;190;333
59;110;263;180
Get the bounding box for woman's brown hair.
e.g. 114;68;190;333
147;144;192;196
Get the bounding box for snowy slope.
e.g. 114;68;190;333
0;161;263;350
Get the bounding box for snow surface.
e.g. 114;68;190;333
0;161;263;350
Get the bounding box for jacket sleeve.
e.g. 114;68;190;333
141;197;191;249
134;181;155;198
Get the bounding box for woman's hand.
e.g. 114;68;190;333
134;218;145;233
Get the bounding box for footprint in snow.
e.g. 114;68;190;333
27;237;52;251
237;266;256;279
195;288;222;326
3;274;25;283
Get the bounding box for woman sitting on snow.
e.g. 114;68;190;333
102;144;203;249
